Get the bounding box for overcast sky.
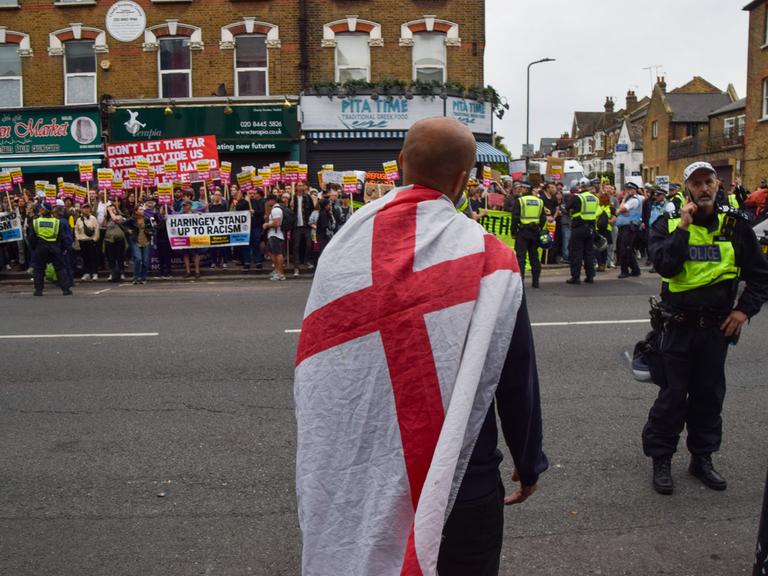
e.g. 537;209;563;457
485;0;749;157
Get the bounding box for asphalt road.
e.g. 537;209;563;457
0;272;766;576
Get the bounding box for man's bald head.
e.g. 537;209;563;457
400;117;477;201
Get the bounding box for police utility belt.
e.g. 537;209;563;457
649;297;727;331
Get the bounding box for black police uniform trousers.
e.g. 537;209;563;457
568;223;595;280
33;241;70;294
755;467;768;576
437;482;505;576
616;224;641;276
642;323;729;458
514;225;541;283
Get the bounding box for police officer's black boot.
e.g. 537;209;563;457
532;276;540;289
689;454;727;491
652;457;674;495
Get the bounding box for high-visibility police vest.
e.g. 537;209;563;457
596;205;613;231
518;195;543;225
456;192;470;214
727;193;739;210
663;213;739;293
572;192;598;221
672;192;686;210
616;196;643;227
33;217;60;243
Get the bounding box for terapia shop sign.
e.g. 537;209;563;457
109;105;298;153
0;109;102;155
300;95;492;134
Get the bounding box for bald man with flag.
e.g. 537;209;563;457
294;117;548;576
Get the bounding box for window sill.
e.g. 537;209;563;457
0;4;20;8
759;116;768;123
54;1;97;5
761;42;768;49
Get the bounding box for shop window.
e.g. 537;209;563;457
412;32;446;83
235;35;267;96
0;44;22;107
159;37;191;98
64;40;96;105
335;33;370;83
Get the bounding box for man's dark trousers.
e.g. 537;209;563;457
437;482;504;576
515;225;541;284
642;324;728;458
33;243;69;294
292;226;312;267
617;224;641;276
569;224;595;280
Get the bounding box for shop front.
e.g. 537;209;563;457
300;94;505;187
108;100;299;177
0;106;104;189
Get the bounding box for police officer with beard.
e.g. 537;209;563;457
643;161;768;495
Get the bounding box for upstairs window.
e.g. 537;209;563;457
0;44;22;107
235;35;268;96
64;40;96;105
651;120;659;139
335;33;369;82
159;37;191;98
412;32;446;82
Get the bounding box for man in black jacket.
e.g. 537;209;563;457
289;181;315;276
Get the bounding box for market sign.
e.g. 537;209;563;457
300;96;443;131
445;97;492;135
0;109;102;156
109;105;298;153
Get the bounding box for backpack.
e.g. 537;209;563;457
279;205;296;234
596;210;609;232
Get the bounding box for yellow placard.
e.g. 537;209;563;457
479;209;515;248
189;236;211;247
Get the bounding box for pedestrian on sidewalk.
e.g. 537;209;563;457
74;203;100;280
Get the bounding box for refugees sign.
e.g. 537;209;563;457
0;210;22;243
106;136;219;181
167;210;250;249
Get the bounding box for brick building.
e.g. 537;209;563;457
0;0;499;186
743;0;768;187
642;76;740;186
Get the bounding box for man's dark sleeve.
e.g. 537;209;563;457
649;215;689;278
734;185;748;208
735;221;768;318
495;297;549;486
510;198;521;230
565;195;579;215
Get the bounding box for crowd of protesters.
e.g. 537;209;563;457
475;173;767;274
0;179;354;286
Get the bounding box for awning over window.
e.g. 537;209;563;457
308;131;408;140
0;154;105;174
476;142;509;164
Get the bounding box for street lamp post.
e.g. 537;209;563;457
526;57;556;175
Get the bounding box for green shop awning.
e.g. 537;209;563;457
0;154;105;174
476;142;509;164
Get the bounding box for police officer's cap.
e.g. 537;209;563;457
624;182;640;191
669;183;681;191
683;161;716;181
518;181;532;190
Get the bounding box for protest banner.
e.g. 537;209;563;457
219;161;232;185
157;182;173;206
79;162;94;183
479;210;514;248
44;184;57;204
106;136;220;181
298;164;308;182
482;165;492;188
383;160;400;182
237;171;254;194
0;172;11;192
9;167;23;186
97;169;113;190
0;210;22;243
75;185;87;205
167;210;251;249
342;172;358;194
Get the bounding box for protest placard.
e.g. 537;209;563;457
237;171;254;194
655;175;670;193
75;185;87;205
111;179;125;198
79;163;94;183
482;165;492;188
0;210;22;243
220;161;232;185
383;160;400;182
57;177;64;196
259;168;271;187
0;172;11;193
322;164;334;172
163;161;179;183
270;162;282;183
167;210;251;249
9;167;23;185
342;172;358;194
44;184;57;204
284;161;299;183
479;210;514;248
63;182;76;200
196;160;211;181
97;169;114;190
106;136;219;181
157;182;173;205
35;180;47;197
298;164;308;182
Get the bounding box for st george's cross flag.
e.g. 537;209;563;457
294;185;524;576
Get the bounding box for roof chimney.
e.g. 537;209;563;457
604;96;615;114
626;90;639;114
657;76;667;93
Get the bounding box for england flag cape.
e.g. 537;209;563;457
295;185;523;576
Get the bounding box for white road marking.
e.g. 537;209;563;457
284;319;649;334
93;288;111;295
0;333;159;340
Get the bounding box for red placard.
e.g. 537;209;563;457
106;136;220;183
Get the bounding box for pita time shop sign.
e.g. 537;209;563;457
106;136;219;180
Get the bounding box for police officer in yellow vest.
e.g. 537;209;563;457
29;205;72;296
643;161;768;495
565;179;599;284
511;182;546;288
